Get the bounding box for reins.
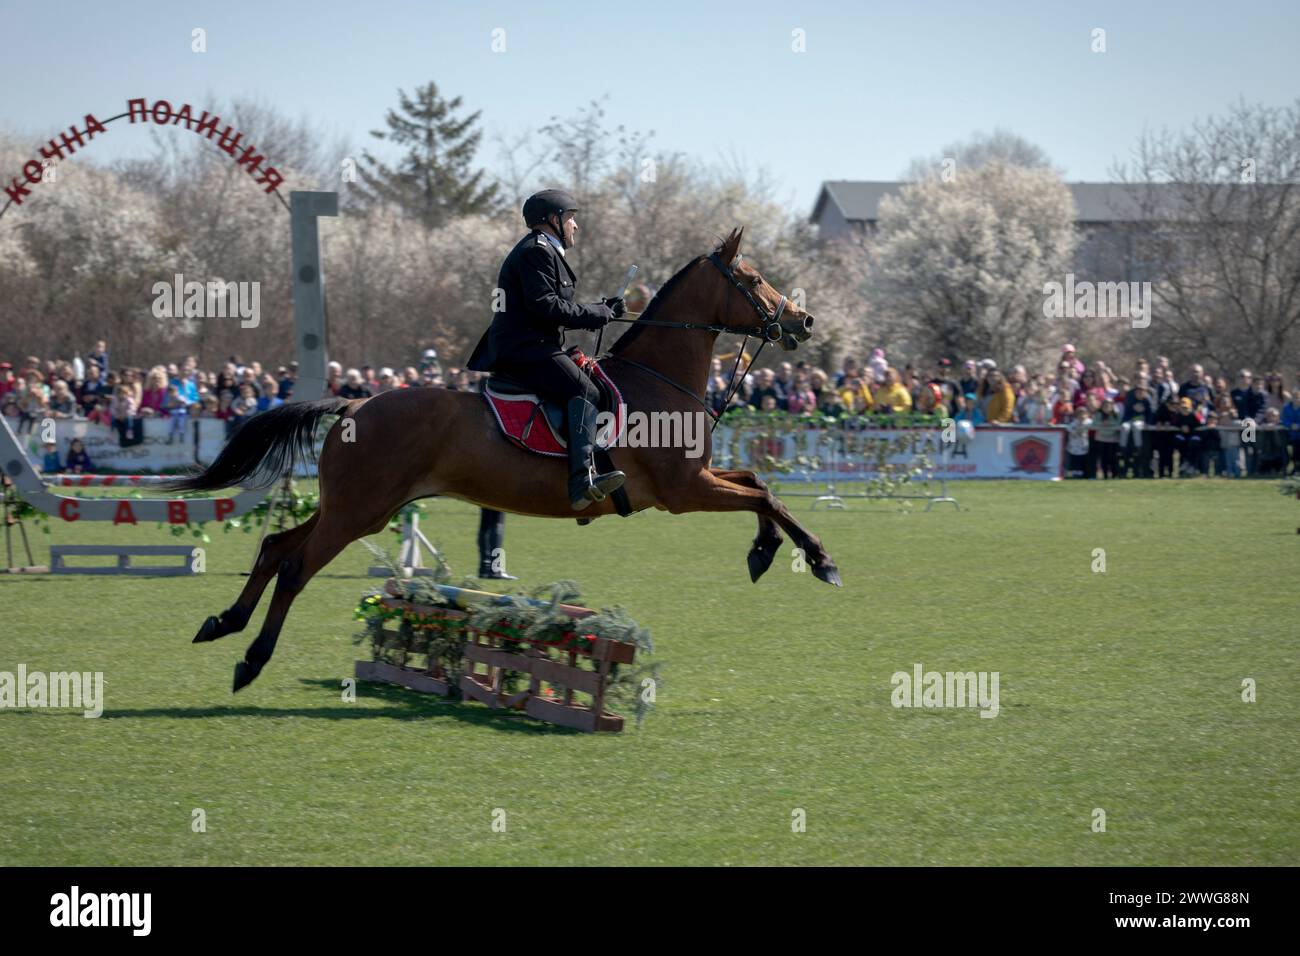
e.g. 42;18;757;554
598;253;783;433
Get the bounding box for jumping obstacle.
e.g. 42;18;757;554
356;580;641;732
3;475;47;573
367;505;441;578
49;544;198;576
49;475;207;576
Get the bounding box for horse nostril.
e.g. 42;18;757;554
802;315;814;332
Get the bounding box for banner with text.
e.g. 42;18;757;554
716;425;1065;481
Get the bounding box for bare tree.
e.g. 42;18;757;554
2;98;868;376
1113;98;1300;373
488;102;867;367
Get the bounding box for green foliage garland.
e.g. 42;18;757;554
352;552;659;727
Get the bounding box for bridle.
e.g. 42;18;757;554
601;252;792;431
707;251;789;342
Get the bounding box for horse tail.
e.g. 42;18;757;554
161;397;357;493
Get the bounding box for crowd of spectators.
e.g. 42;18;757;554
705;343;1300;479
0;346;452;431
0;342;468;472
2;340;304;448
3;340;1297;479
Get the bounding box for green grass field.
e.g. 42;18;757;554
1;480;1296;866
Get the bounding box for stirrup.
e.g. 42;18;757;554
570;464;624;510
589;469;625;501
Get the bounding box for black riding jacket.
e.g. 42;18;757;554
466;231;609;371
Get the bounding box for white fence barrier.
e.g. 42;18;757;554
6;416;320;476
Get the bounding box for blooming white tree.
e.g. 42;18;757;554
320;205;515;367
0;134;177;362
870;162;1077;368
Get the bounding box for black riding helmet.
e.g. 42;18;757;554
523;189;579;245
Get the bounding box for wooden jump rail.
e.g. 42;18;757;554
355;581;639;733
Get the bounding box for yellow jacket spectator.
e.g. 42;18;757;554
838;377;874;414
982;371;1016;423
873;369;913;412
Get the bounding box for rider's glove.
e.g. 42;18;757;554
576;303;613;330
602;296;626;319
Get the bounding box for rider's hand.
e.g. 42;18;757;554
603;296;626;318
584;303;614;329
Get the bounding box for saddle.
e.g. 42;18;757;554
483;349;626;458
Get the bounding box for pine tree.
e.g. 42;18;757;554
358;82;501;228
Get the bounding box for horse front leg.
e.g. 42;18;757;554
670;470;841;587
708;468;785;582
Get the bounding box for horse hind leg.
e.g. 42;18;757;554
231;505;389;692
193;512;319;644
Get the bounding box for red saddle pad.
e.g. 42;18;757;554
483;360;625;458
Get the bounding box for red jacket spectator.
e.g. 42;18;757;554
139;387;166;416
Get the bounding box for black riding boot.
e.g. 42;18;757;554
566;397;624;510
476;509;516;580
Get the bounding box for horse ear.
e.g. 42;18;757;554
718;227;744;264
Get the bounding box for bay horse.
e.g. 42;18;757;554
171;228;841;692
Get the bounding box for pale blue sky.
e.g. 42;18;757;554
3;0;1296;214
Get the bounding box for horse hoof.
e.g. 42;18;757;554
232;660;260;693
813;563;843;588
193;615;221;644
747;547;777;583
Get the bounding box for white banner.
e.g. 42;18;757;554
15;418;1061;480
716;425;1066;481
12;418;319;476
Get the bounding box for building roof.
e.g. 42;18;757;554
810;182;904;225
812;180;1182;225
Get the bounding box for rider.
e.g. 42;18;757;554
466;189;627;510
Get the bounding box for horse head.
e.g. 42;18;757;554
708;228;814;352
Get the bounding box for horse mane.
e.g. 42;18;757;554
607;255;703;355
607;230;744;355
